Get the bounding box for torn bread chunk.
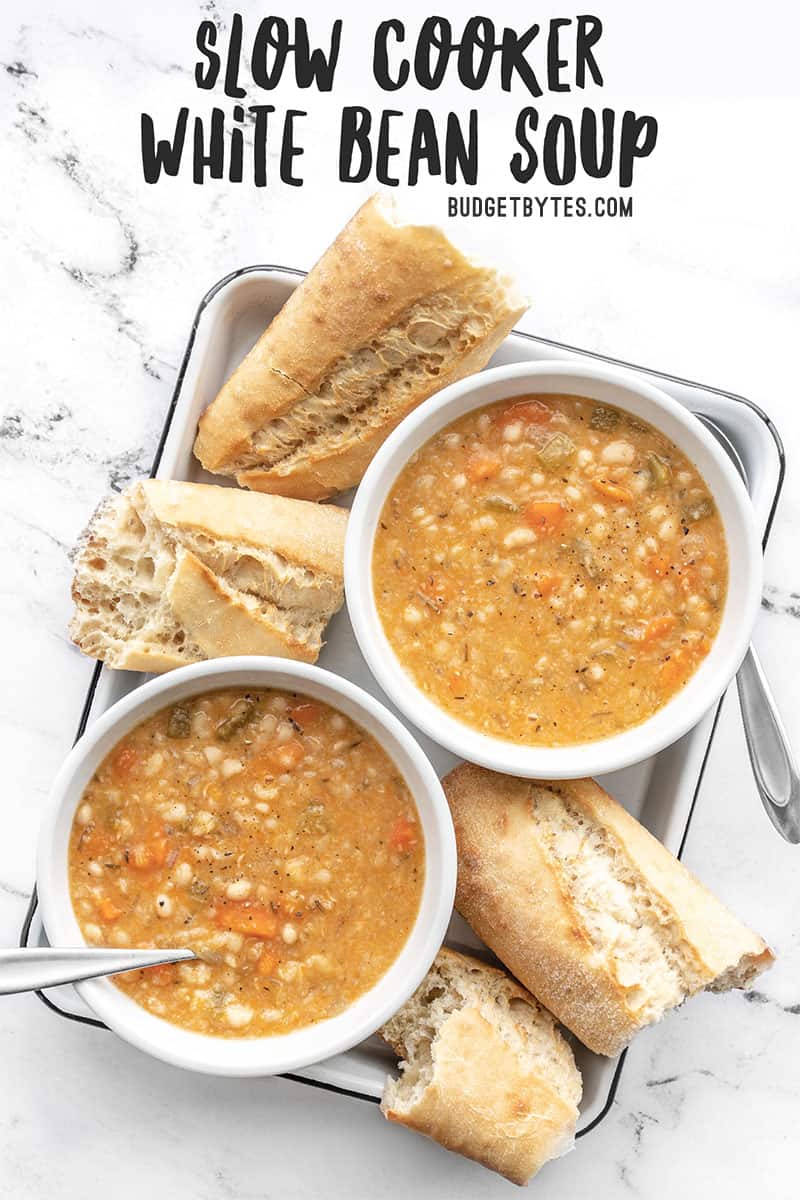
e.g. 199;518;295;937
444;765;775;1057
194;193;528;499
379;947;581;1187
69;480;347;671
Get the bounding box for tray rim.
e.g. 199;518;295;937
20;262;786;1135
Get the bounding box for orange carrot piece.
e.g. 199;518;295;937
658;655;686;691
288;701;322;729
256;949;279;978
253;740;306;777
447;670;466;694
643;615;677;642
523;500;567;534
97;896;122;923
390;817;418;853
496;399;551;427
143;963;177;987
112;746;137;776
533;573;563;597
216;901;279;940
592;478;634;504
128;836;171;871
644;554;672;579
466;453;501;483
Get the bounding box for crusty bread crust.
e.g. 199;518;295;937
194;195;527;499
444;765;774;1057
70;481;346;672
379;947;581;1187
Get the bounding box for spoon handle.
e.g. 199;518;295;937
0;947;195;995
737;645;800;843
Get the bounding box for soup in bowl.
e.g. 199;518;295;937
346;362;762;778
38;658;455;1075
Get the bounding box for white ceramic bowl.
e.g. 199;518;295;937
37;657;456;1075
345;361;763;778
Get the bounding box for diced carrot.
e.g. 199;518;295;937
256;949;279;978
288;701;322;729
592;478;634;504
448;670;466;695
533;573;563;597
466;453;501;483
644;554;672;579
79;826;112;857
495;399;551;427
96;896;122;923
128;836;171;871
390;817;418;853
253;741;306;777
112;746;137;776
216;901;280;940
658;655;687;691
143;962;177;987
523;500;567;535
643;615;677;643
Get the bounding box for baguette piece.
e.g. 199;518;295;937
379;948;581;1187
70;480;347;671
445;766;774;1057
194;194;527;499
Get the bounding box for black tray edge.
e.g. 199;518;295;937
20;264;787;1136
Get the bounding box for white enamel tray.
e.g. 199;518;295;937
23;266;784;1136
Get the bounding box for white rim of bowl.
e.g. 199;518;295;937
345;360;763;778
37;656;456;1075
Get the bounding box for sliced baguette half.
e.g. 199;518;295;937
445;765;774;1057
70;480;347;671
194;194;528;499
379;947;581;1187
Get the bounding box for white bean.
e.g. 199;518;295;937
155;894;173;918
226;878;252;900
77;803;93;826
225;1004;253;1029
281;923;298;945
601;440;635;465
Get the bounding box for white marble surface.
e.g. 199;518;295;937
1;1;799;1195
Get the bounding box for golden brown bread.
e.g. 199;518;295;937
194;194;527;499
70;480;347;671
379;947;581;1186
444;765;774;1057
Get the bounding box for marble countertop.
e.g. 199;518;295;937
1;2;799;1196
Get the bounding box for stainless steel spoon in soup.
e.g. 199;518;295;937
697;415;800;843
0;946;195;995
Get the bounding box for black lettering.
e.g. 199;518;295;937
543;115;576;184
339;107;372;182
500;24;542;96
224;12;247;99
547;18;571;91
576;16;604;87
229;104;244;182
193;108;225;183
294;18;341;90
619;111;657;186
251;17;288;89
376;110;403;185
579;107;615;178
445;110;478;184
281;110;305;185
448;196;458;217
194;20;220;89
457;17;495;89
510;107;539;183
373;19;409;89
416;18;451;90
249;105;275;186
140;109;188;183
408;111;441;185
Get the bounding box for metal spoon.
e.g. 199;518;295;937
0;946;196;995
698;415;800;842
